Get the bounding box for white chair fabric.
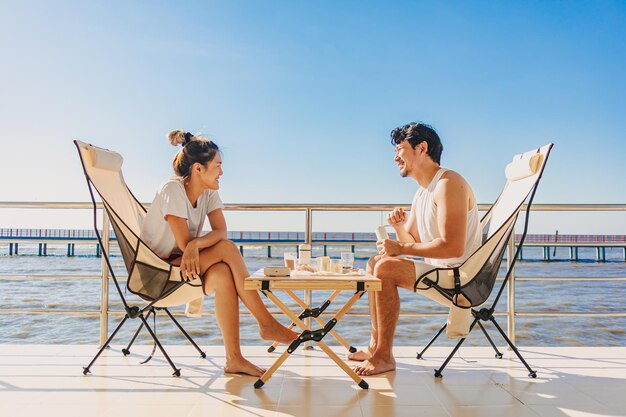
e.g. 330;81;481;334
75;140;203;307
415;144;553;309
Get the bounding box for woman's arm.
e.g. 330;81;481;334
166;209;228;280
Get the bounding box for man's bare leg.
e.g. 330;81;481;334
354;258;416;376
348;256;379;361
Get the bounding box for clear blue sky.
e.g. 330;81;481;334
0;1;625;233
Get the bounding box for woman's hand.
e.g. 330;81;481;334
387;208;407;229
376;239;405;258
180;239;200;281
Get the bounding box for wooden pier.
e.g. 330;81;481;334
520;234;626;261
1;228;625;261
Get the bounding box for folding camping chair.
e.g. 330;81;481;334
75;140;207;376
414;143;553;378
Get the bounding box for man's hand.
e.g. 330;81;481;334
376;238;405;258
180;240;200;281
387;208;407;229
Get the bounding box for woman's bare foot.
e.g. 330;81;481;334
347;345;375;362
353;354;396;376
259;323;298;345
224;357;265;377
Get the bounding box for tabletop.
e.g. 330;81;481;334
245;268;382;291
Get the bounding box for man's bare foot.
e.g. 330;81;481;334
353;354;396;376
260;323;298;345
224;357;265;377
347;346;375;362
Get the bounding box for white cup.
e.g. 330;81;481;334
340;252;355;271
284;252;297;270
316;256;330;272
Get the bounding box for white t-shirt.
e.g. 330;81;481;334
140;178;224;259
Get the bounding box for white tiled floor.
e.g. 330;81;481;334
0;344;625;417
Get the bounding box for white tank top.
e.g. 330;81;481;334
411;168;481;268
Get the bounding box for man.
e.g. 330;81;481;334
351;122;482;376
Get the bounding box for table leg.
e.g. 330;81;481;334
316;340;368;389
285;289;357;353
254;348;291;389
329;290;365;322
267;290;342;353
256;290;310;388
256;289;369;389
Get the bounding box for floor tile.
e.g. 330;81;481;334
101;403;195;417
276;404;362;417
279;381;361;407
360;405;449;417
574;386;626;413
428;385;522;407
358;383;442;406
507;384;607;407
445;404;540;417
528;404;618;417
190;403;277;417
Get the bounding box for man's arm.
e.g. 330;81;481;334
379;173;469;259
388;206;420;243
401;206;421;243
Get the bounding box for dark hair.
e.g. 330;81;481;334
390;122;443;164
167;130;220;178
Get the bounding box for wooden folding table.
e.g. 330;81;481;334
245;269;381;389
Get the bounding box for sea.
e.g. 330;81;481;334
0;243;624;348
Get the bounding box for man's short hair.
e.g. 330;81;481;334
390;122;443;164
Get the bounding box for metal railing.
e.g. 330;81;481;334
1;202;625;346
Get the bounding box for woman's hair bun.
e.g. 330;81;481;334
167;130;186;147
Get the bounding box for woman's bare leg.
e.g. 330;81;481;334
203;262;264;377
195;240;297;344
347;256;380;361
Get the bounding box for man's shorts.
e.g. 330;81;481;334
411;259;471;339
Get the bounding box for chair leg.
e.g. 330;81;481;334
477;320;503;359
489;317;537;378
122;308;154;356
139;314;181;377
417;322;447;359
83;315;129;375
434;317;479;378
162;308;206;358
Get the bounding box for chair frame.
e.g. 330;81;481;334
415;145;553;379
75;140;206;377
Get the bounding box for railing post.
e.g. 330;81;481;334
99;211;110;347
304;208;313;349
507;233;516;347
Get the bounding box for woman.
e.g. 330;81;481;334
141;130;297;377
